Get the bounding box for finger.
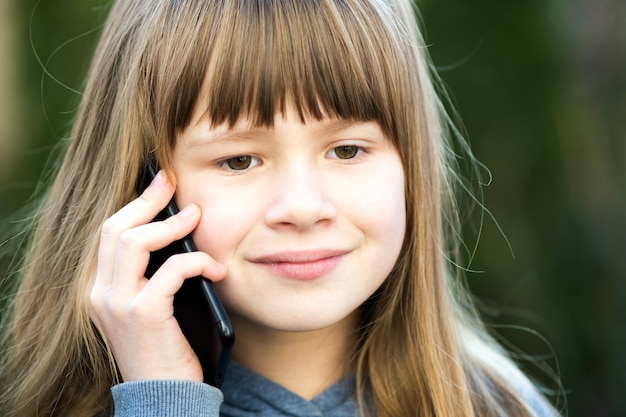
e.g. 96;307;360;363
111;203;202;293
120;169;176;225
137;252;227;319
95;170;174;290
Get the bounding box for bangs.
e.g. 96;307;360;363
191;0;412;141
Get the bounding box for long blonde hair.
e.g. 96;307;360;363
0;1;557;416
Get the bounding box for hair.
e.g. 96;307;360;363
0;0;558;416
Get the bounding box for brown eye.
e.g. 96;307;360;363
222;155;260;171
333;145;359;159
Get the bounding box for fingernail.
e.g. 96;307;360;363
179;203;198;218
152;170;167;187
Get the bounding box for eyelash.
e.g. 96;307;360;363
216;145;368;172
326;145;368;160
216;155;262;172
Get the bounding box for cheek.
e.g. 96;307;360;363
186;192;258;263
374;189;406;255
347;163;406;245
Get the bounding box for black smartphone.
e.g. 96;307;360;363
137;159;234;388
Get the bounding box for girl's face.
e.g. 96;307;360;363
171;105;406;333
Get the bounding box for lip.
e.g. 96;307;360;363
249;249;350;280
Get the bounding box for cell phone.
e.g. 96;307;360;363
137;159;234;388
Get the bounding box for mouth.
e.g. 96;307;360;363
249;249;350;280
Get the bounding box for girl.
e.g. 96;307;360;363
0;0;561;416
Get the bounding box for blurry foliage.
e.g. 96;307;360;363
420;1;626;416
1;0;107;218
1;1;624;416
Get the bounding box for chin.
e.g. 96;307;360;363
290;307;362;331
232;305;360;335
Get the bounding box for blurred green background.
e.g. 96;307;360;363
1;1;624;415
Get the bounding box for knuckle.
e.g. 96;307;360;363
89;290;105;314
118;228;144;250
89;285;110;307
88;286;155;330
137;193;153;207
89;286;104;305
89;285;125;314
100;216;120;239
161;252;208;276
160;217;178;234
164;212;193;232
138;191;165;213
161;252;190;272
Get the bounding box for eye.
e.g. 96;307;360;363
328;145;363;160
219;155;261;171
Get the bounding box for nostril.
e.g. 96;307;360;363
264;184;337;230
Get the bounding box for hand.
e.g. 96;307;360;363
88;170;227;382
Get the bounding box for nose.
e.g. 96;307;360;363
264;163;337;231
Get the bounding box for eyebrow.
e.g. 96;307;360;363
183;118;372;149
183;126;267;149
315;119;363;135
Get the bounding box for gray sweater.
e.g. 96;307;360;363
111;362;556;416
112;362;358;417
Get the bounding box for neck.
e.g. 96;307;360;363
229;312;359;400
